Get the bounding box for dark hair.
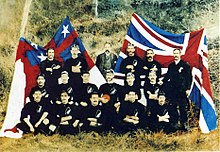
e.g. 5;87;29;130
47;48;54;52
81;71;90;75
36;73;45;80
71;44;79;50
173;48;181;53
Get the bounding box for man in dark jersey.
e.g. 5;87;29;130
142;49;162;79
77;71;98;107
146;91;179;133
54;90;81;135
79;92;107;133
117;90;146;134
120;43;143;86
63;44;88;89
40;48;61;95
16;88;57;135
29;73;50;101
162;48;192;130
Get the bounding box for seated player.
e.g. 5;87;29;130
117;90;146;134
79;92;107;133
144;71;161;112
99;69;121;114
29;73;50;101
15;88;57;135
147;91;178;133
77;71;98;107
121;72;141;102
54;90;81;135
57;71;78;106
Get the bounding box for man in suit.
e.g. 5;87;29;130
96;41;117;76
162;48;192;130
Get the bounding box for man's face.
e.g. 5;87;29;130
33;91;42;103
158;95;166;106
47;49;54;60
173;49;181;61
90;94;99;107
126;75;135;86
105;72;114;83
61;92;70;104
37;76;45;88
61;73;69;84
71;47;79;59
127;91;137;103
104;43;111;54
148;72;157;82
82;73;90;84
126;45;135;57
146;50;154;61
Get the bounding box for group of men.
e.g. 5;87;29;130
7;41;192;135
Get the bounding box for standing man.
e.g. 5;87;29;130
120;43;143;86
63;44;88;89
162;48;192;130
40;48;62;95
96;41;118;76
143;49;162;79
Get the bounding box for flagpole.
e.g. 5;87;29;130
19;0;32;37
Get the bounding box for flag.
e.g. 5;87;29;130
0;17;106;138
114;13;217;133
0;38;47;138
45;16;106;87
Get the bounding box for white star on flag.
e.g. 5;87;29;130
37;53;47;62
31;42;38;49
61;25;70;38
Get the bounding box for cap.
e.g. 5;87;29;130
105;69;114;74
126;72;135;78
61;71;69;75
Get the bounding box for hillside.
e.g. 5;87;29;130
0;0;219;151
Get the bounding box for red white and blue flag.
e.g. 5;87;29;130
114;13;217;133
44;16;105;86
0;17;105;138
0;38;47;138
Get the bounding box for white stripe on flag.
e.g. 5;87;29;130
126;35;173;56
131;16;180;52
89;66;106;88
199;110;210;133
119;51;127;59
0;59;25;138
133;14;182;47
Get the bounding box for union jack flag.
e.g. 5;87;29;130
114;13;217;133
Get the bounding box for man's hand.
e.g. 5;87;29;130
72;66;81;73
157;112;170;122
46;68;53;72
43;118;49;125
89;121;97;127
186;90;190;96
49;125;56;132
80;102;88;107
87;118;97;122
126;65;134;70
73;120;80;127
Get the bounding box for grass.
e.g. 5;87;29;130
0;127;219;151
